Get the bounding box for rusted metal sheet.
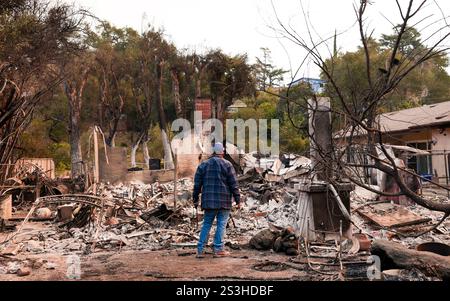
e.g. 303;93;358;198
15;158;55;179
356;203;431;228
295;190;316;241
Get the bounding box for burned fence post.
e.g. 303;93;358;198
174;154;178;209
93;126;100;194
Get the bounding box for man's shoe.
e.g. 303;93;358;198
196;252;205;258
213;250;230;258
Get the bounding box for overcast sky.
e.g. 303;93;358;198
69;0;450;81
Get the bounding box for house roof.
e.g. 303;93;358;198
228;99;248;109
378;101;450;133
334;100;450;138
291;77;326;85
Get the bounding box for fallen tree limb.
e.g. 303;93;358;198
371;240;450;280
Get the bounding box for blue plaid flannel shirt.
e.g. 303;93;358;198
193;156;240;210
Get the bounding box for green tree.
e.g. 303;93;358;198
229;91;309;154
323;38;387;117
380;26;450;107
206;50;256;123
0;0;85;182
254;47;287;91
91;24;138;147
323;32;450;119
380;26;424;57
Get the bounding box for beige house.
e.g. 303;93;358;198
226;99;248;114
339;101;450;183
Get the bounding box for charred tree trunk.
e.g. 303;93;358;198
216;95;225;125
130;132;144;168
106;119;119;147
142;133;150;170
130;143;139;168
171;70;182;118
195;64;207;99
195;78;202;99
64;68;88;179
100;69;124;148
156;61;174;170
69;101;83;178
156;62;168;132
161;130;173;169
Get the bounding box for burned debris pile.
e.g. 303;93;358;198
2;179;197;255
250;227;300;256
1;151;450;281
1;171;297;258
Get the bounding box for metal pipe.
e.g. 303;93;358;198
328;183;351;222
445;151;449;197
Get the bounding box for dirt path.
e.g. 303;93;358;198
0;248;311;281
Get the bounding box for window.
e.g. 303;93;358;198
407;142;433;175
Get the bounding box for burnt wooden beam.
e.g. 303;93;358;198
371;239;450;280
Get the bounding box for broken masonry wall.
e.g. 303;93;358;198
98;147;175;184
125;169;175;183
172;128;242;179
99;147;128;183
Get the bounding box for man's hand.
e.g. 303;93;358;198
235;202;242;210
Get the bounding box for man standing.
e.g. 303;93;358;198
193;142;241;258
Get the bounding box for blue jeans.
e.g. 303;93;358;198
197;209;231;253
